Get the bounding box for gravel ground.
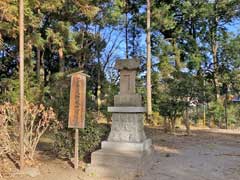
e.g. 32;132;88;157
3;127;240;180
139;127;240;180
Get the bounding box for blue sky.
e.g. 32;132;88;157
102;19;240;75
226;20;240;34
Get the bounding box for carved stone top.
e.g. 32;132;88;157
115;59;140;95
115;58;140;70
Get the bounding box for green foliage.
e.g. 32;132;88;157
208;100;225;126
78;119;110;161
45;71;110;160
44;72;71;123
148;112;164;126
208;101;240;128
227;104;240;127
54;114;110;161
0;69;44;104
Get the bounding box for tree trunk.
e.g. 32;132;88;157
224;91;228;129
97;57;101;121
212;42;220;100
184;107;191;135
163;117;169;133
170;118;176;134
36;49;41;80
203;79;206;127
173;39;181;71
41;51;48;86
146;0;152;117
125;0;129;58
211;14;220;100
58;47;64;72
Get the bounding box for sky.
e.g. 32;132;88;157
226;20;240;34
107;18;240;58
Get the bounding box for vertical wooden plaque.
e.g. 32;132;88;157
68;72;87;128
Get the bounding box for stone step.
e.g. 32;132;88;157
101;139;152;152
86;164;139;180
91;148;153;168
86;148;153;180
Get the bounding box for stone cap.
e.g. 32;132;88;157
115;58;140;70
67;71;90;78
108;106;146;113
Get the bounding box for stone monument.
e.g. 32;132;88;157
87;58;153;179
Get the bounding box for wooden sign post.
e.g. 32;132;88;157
68;71;89;169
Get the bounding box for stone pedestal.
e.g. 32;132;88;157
87;59;153;179
87;147;152;179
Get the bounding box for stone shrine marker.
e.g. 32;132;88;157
115;59;138;94
87;59;153;179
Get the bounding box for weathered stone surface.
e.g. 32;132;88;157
108;107;146;113
86;147;153;179
115;58;140;70
88;57;154;179
119;70;136;94
101;139;152;152
114;94;142;106
108;113;146;142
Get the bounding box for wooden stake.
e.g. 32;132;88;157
19;0;25;170
74;129;79;169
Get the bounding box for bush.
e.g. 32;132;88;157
148;112;164;126
207;100;240;128
46;72;110;161
0;103;19;159
0;104;14;158
54;113;110;161
0;102;59;161
226;104;240;128
0;70;44;104
208;100;225;127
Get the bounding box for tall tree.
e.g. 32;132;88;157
199;0;240;100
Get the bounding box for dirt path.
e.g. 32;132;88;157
4;128;240;180
139;128;240;180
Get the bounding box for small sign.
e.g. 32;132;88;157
68;72;88;128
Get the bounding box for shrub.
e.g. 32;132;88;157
46;72;111;161
23;102;60;160
148;112;164;126
54;113;110;161
208;100;225;127
0;103;18;158
0;70;44;104
0;102;59;161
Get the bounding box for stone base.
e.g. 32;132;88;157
86;147;153;179
114;94;142;107
102;139;152;152
107;112;146;142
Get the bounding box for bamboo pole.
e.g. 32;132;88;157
146;0;152;116
19;0;25;170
